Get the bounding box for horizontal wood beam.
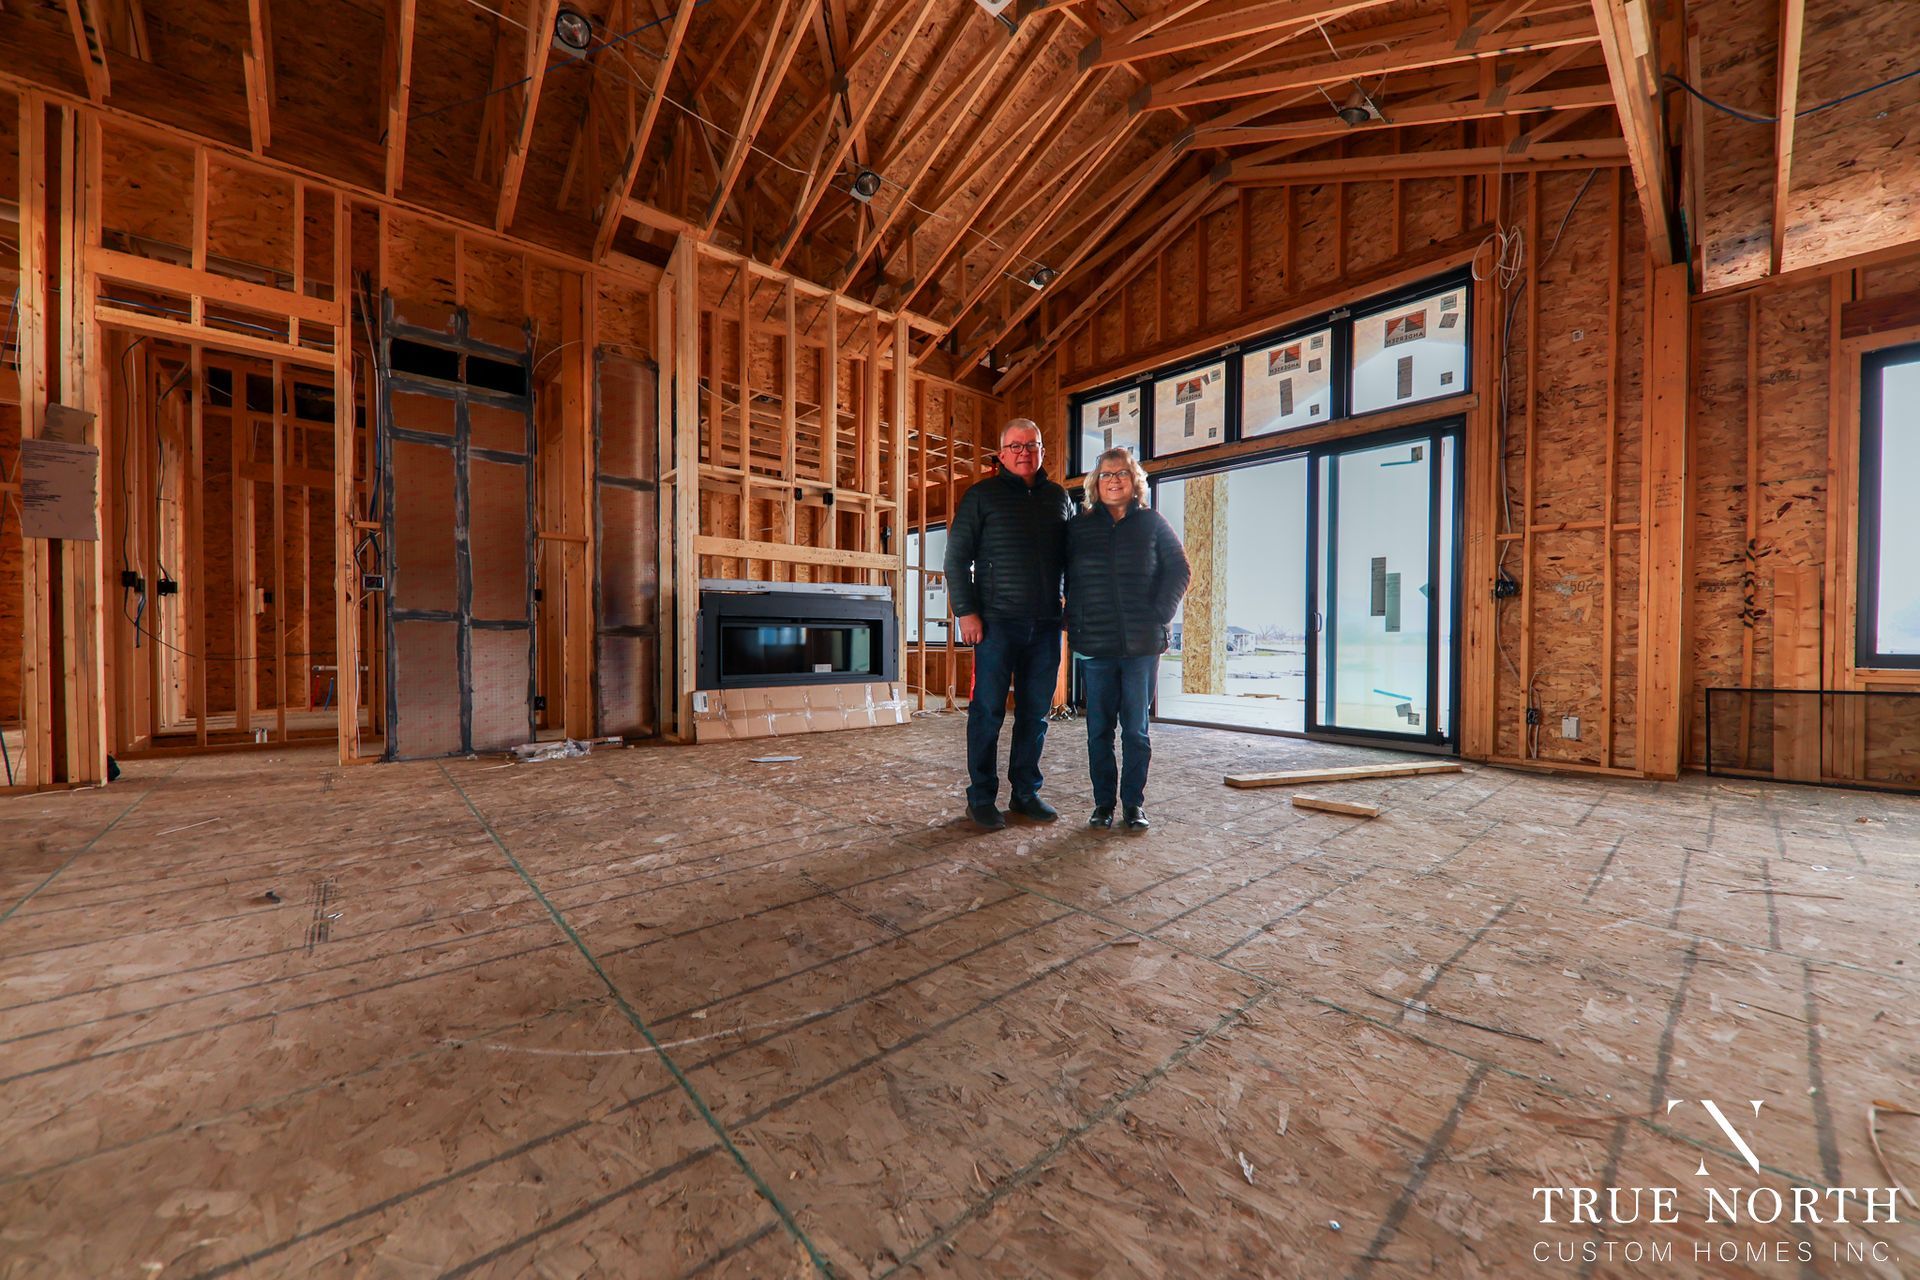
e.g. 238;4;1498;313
1144;16;1600;111
695;536;900;571
1231;137;1627;182
1189;82;1615;147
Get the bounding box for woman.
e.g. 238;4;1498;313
1065;447;1191;831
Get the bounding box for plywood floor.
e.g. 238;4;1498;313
2;716;1918;1277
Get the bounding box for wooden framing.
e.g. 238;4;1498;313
1769;0;1806;276
1591;0;1677;264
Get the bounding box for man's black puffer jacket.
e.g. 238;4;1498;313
944;467;1075;622
1064;500;1192;658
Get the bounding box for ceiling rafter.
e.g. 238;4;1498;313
496;0;564;230
934;22;1355;340
1589;0;1675;264
1082;0;1400;70
833;19;1025;292
242;0;274;153
738;0;911;211
769;0;943;270
702;0;811;235
382;0;417;195
1771;0;1805;275
592;0;699;259
946;106;1149;325
62;0;112;101
988;167;1233;386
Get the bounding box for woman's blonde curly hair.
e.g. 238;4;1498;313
1082;446;1150;510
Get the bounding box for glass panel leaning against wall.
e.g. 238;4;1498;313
1351;283;1468;415
1153;457;1310;731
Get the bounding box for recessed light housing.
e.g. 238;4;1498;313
553;8;594;58
850;168;884;202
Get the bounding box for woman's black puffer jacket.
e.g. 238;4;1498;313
1065;500;1192;658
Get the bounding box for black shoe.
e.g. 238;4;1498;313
1009;794;1058;823
968;804;1007;832
1089;806;1114;829
1123;805;1149;831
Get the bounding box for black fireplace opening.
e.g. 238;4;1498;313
698;585;898;689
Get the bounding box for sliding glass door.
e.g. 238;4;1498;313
1151;420;1458;746
1309;427;1456;742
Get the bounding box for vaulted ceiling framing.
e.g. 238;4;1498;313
8;0;1907;371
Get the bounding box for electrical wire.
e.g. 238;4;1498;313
1663;66;1920;125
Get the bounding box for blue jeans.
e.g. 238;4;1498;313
1082;654;1157;809
966;618;1062;810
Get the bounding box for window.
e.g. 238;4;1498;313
1065;270;1471;476
1151;360;1230;458
1349;281;1468;415
905;526;951;643
1074;385;1143;474
1241;326;1335;438
1859;343;1920;667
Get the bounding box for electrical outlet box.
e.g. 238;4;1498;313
156;578;179;596
1561;715;1581;740
362;573;385;593
1525;706;1541;726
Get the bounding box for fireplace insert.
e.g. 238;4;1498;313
697;583;898;690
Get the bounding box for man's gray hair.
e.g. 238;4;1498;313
1000;418;1041;447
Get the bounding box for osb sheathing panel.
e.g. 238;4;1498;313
1686;284;1831;763
595;277;652;357
462;243;528;333
1779;3;1920;276
1125;271;1158;351
204;159;296;280
1161;231;1199;344
1343;156;1398;278
99;127;195;252
384;217;459;315
267;0;383;141
1202;206;1237;326
1861;256;1920;300
1244;187;1292;310
1690;0;1778;290
1530;172;1616;528
1093;297;1122;367
1528;530;1607;765
1292;185;1340;293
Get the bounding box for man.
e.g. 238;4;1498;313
945;418;1075;831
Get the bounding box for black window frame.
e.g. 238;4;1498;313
1146;349;1239;462
1068;375;1153;477
1235;310;1347;443
1857;341;1920;669
1063;268;1472;481
1344;267;1474;420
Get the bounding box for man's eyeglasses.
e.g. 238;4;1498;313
1001;442;1042;455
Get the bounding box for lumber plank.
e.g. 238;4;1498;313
1224;761;1465;788
1290;795;1382;817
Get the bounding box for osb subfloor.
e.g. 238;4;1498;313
3;716;1918;1278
